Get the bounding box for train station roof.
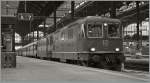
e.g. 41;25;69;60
1;1;64;36
1;1;149;37
117;2;149;26
17;1;64;36
46;1;149;33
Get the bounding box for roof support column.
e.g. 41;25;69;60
12;25;15;52
54;6;57;31
43;19;46;36
29;20;32;42
21;35;24;46
32;25;34;42
37;27;39;40
136;1;140;50
71;1;75;19
6;1;9;15
110;2;116;18
26;35;29;44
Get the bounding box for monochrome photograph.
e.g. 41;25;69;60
1;0;149;82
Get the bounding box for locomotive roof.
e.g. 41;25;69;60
84;16;121;23
53;16;121;34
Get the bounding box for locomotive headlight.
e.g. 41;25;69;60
115;48;120;52
104;23;108;26
90;48;96;52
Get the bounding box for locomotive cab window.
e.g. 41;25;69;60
87;24;103;38
107;23;120;38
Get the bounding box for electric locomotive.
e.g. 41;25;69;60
47;16;125;70
17;16;125;71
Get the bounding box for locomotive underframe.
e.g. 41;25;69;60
76;52;125;70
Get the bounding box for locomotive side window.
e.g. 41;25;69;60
107;23;120;38
68;24;79;39
87;24;103;38
64;31;68;40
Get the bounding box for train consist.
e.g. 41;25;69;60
17;16;125;71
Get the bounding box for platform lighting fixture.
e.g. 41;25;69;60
145;18;149;21
140;2;145;5
61;37;65;40
125;47;129;49
88;30;92;33
69;10;71;13
75;5;80;9
75;1;86;9
17;13;33;21
58;18;61;21
39;24;49;28
80;1;85;6
104;23;108;26
63;13;67;17
6;4;10;8
39;25;43;27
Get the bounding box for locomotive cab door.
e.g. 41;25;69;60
102;23;109;49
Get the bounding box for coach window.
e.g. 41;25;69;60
68;29;73;39
87;24;103;38
61;32;65;40
107;23;120;38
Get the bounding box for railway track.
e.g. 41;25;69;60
125;63;149;71
125;57;149;71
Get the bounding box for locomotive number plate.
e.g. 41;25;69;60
103;40;109;47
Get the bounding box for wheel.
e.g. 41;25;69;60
77;60;88;66
81;61;88;66
97;60;109;69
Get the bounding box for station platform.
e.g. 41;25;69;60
1;56;149;82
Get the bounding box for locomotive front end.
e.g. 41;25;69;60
83;18;125;71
